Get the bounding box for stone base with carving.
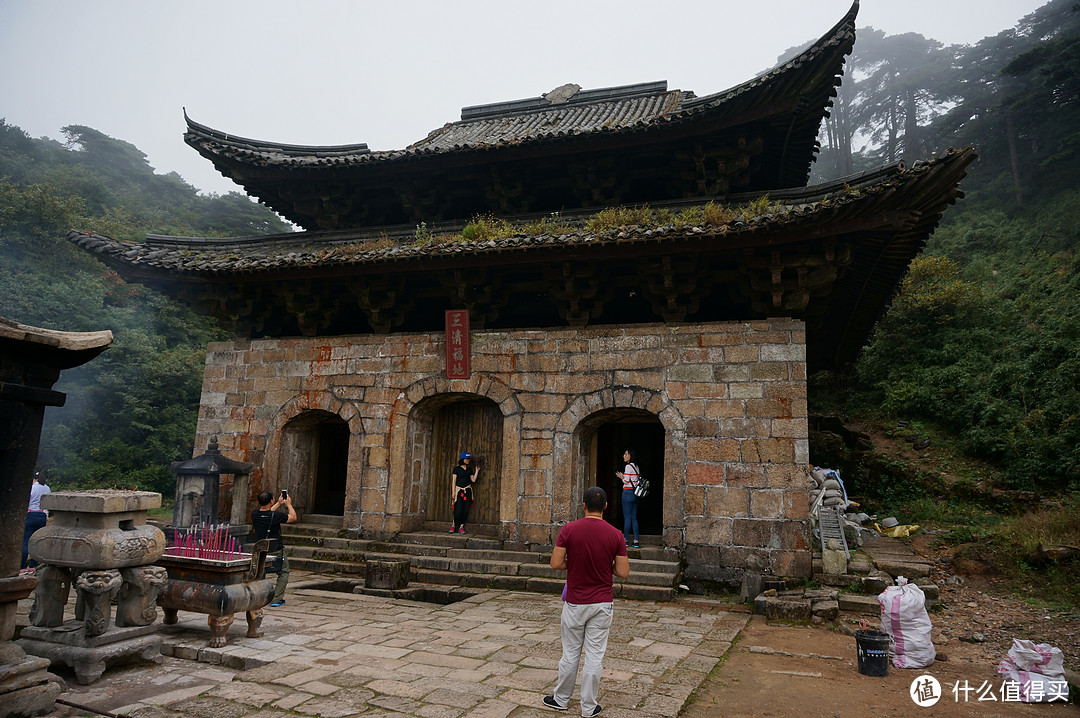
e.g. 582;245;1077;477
17;623;162;685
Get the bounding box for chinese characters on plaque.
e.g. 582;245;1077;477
445;309;470;379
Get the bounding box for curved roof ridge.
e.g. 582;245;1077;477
681;0;858;111
459;80;671;122
183;0;858;162
183;108;371;156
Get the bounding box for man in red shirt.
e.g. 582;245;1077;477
544;486;630;717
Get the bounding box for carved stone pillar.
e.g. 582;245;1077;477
27;565;71;628
74;571;122;637
115;566;168;628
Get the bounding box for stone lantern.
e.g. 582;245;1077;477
169;435;253;537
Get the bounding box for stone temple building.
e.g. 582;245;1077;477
69;0;976;587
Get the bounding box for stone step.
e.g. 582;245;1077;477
289;559;674;602
399;530;670;557
617;583;676;602
515;561;677;587
297;535;548;565
397;531;503;550
448;547;548;564
837;593;881;615
419;522;502;538
289;545;677;586
289;556;364;575
302;514;344;527
398;531;675;563
286;527;672;560
287;534;501;560
872;559;932;580
285;531;680;571
282;523;346;539
623;557;682;574
282;525;681;599
315;542;677;573
433;570;672;602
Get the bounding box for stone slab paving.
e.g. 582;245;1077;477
29;573;747;718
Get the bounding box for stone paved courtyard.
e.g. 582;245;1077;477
29;572;747;717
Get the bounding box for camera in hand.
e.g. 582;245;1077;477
280;489;288;499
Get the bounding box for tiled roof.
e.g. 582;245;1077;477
69;147;971;278
186;0;857;167
183;84;690;165
411;84;690;153
68;145;975;369
187;1;859;212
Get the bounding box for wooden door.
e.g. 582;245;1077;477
428;400;503;526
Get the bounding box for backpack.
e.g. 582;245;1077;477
631;464;650;498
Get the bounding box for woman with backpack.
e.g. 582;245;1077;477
615;448;640;548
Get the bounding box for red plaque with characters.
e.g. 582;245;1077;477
445;309;470;379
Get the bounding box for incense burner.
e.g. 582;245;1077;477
155;540;274;647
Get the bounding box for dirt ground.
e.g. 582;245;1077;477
682;612;1077;717
682;536;1080;718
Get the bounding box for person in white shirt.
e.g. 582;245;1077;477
21;471;50;574
614;449;641;548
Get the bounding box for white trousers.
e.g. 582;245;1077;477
554;601;613;715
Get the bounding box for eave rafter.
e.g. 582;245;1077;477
543;262;613;327
347;277;412;334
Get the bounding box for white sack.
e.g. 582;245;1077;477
878;576;936;669
997;639;1067;703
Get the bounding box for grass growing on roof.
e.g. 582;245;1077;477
358;196;794;250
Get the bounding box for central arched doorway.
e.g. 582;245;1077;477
586;410;665;537
425;396;503;529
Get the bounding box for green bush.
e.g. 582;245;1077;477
854;197;1080;491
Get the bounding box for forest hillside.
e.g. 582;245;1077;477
0;122;290;492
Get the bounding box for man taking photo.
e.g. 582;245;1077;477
251;489;296;607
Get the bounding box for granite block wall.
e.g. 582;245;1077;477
193;320;811;583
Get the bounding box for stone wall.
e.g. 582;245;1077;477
194;320;811;584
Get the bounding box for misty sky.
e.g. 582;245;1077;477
1;0;1048;197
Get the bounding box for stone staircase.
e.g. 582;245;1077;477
753;531;941;623
279;518;682;601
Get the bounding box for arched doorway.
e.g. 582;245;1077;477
425;396;503;529
590;412;664;536
279;411;349;517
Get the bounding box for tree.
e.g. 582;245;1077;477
811;0;1080;195
811;29;959;180
854;193;1080;490
0;120;288;493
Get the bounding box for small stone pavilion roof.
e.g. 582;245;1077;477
183;1;861;230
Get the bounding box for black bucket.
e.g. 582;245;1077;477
855;630;890;677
